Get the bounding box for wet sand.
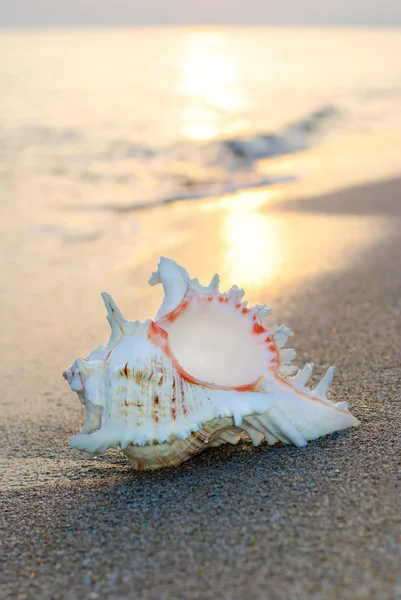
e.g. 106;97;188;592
1;177;401;599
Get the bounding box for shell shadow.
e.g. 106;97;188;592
69;427;359;504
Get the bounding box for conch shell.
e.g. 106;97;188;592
63;258;359;470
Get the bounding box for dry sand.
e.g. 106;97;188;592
1;177;400;599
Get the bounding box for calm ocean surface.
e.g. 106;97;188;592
1;27;401;212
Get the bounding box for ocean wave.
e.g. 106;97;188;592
104;105;338;164
98;105;338;210
220;106;338;160
0;105;339;210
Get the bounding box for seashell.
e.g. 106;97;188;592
63;257;360;470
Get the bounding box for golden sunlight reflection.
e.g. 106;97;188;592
203;187;388;293
214;188;279;212
180;32;241;140
221;190;282;288
223;212;282;288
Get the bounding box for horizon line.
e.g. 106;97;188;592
1;22;401;30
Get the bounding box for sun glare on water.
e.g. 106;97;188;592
209;190;281;289
223;210;282;289
179;32;242;140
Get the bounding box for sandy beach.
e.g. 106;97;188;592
1;175;400;599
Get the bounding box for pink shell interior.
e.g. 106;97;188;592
148;290;278;390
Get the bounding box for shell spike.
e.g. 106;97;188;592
228;284;245;302
209;273;220;292
313;366;335;398
75;357;102;375
271;324;294;349
292;362;315;387
278;348;297;376
150;257;189;319
101;292;130;344
254;304;272;319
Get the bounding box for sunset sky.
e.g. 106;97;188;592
0;0;400;27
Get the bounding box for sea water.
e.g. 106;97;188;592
1;26;401;214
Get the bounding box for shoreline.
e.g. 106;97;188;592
1;175;401;598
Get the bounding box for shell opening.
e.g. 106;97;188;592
158;293;274;388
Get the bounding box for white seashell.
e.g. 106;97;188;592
63;257;360;470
